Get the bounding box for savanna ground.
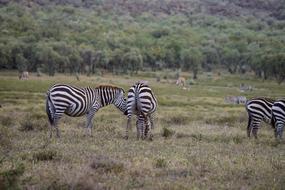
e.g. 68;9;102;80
0;71;284;190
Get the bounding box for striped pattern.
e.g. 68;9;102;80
46;84;126;137
245;97;275;138
126;81;157;140
272;99;285;139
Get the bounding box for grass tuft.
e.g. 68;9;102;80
19;115;48;131
162;115;190;125
0;162;25;190
161;127;175;138
0;115;14;127
155;158;167;168
90;155;125;174
32;150;58;161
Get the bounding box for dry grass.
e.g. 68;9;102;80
0;71;284;189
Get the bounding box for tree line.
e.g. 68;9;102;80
0;2;284;82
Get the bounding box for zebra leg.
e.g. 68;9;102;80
247;115;252;138
125;116;131;140
49;123;53;138
53;113;62;138
276;123;284;139
136;119;140;140
150;114;155;130
55;122;61;138
144;116;153;141
252;125;259;139
140;117;145;140
86;111;95;137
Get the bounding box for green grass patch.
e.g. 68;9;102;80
90;155;125;174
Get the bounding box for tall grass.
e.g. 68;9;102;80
0;71;284;189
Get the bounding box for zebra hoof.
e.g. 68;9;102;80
124;136;129;140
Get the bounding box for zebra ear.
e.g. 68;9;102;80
120;88;125;93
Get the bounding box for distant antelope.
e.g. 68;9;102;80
176;77;186;86
19;71;29;80
46;84;127;138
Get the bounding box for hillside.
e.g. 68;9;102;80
0;0;284;81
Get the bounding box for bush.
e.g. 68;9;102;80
0;163;25;190
32;150;58;161
0;126;11;150
155;158;167;168
232;135;243;144
90;155;124;174
161;127;175;138
19;115;48;131
162;115;189;126
0;115;14;127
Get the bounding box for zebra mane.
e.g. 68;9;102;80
96;85;125;93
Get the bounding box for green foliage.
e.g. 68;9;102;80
161;127;175;138
155;158;167;168
19;114;48;131
32;150;58;161
0;162;25;190
0;1;284;82
90;155;125;174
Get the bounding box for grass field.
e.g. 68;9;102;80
0;71;284;190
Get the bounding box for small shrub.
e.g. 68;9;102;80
205;115;239;126
0;162;25;190
19;120;34;131
176;133;191;139
0;126;11;150
155;158;167;168
90;155;124;174
19;116;48;131
0;115;13;127
232;135;243;144
127;176;144;189
191;133;203;141
162;115;189;126
161;127;175;138
32;150;58;161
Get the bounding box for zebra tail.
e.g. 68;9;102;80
46;91;55;125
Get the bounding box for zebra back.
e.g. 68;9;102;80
128;81;157;117
246;97;275;123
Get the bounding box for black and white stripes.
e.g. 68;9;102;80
46;84;126;137
126;81;158;140
245;97;275;138
272;99;285;139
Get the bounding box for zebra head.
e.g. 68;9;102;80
113;87;128;115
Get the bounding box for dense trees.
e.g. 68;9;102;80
0;1;284;82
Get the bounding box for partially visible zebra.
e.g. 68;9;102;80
245;97;275;138
272;99;285;139
46;84;127;137
126;81;158;140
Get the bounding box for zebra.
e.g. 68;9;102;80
272;99;285;139
245;97;276;139
126;81;158;140
46;84;127;138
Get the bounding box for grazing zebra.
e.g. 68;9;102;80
272;99;285;139
126;81;157;140
245;97;275;139
46;84;127;137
